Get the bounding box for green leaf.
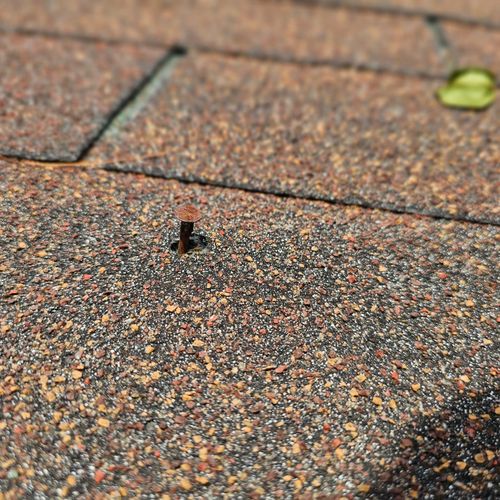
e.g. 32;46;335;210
436;68;496;110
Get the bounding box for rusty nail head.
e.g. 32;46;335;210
175;204;202;224
175;204;202;255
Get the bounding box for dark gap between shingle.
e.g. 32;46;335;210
76;46;187;162
0;24;445;84
0;24;168;50
425;16;456;73
0;33;172;162
194;44;444;81
103;164;500;227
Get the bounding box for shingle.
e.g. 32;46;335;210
0;161;498;497
0;0;441;75
91;54;500;224
0;33;164;161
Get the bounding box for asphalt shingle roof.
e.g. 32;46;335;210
0;0;498;497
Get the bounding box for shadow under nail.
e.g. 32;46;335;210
170;233;209;254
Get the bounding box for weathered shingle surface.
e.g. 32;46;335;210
0;163;498;497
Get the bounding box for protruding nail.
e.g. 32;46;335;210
175;204;202;256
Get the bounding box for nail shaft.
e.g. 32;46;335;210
178;221;193;255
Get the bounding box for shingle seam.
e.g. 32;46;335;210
0;47;186;164
3;156;496;226
0;24;168;50
193;45;445;80
75;47;187;162
425;16;457;74
102;164;500;227
98;54;185;141
0;25;446;81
